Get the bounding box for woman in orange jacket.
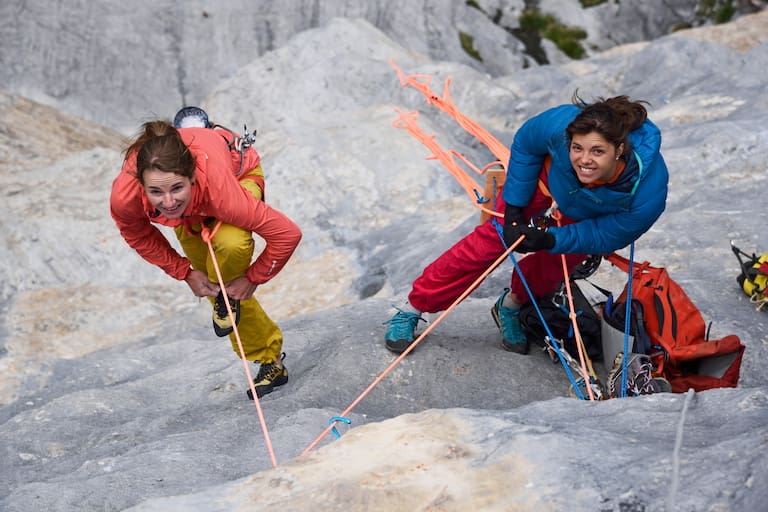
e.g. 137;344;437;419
110;111;302;399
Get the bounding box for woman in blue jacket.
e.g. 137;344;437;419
384;94;669;355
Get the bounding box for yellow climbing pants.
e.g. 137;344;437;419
174;165;283;364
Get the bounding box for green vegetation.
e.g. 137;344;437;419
519;10;550;32
519;9;587;59
580;0;608;7
670;22;693;32
466;0;481;9
459;31;483;61
698;0;735;24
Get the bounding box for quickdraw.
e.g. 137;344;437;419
731;240;768;310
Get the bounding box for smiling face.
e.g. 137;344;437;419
569;131;625;185
142;169;193;219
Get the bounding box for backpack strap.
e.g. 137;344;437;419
578;278;612;299
536;155;554;198
606;252;652;277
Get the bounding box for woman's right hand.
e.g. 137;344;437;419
184;269;220;298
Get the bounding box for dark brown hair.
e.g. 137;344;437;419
566;92;650;157
124;120;196;184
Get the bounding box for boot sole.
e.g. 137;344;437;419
213;324;234;337
213;298;241;337
247;371;288;400
385;339;414;354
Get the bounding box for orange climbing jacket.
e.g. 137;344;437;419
110;127;301;285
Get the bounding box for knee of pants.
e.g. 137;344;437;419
211;224;255;258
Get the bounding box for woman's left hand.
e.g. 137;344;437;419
223;276;258;301
517;226;555;253
185;269;221;298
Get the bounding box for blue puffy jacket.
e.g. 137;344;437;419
501;104;668;255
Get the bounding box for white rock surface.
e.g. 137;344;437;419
1;7;767;512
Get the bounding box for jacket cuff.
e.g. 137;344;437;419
180;265;193;281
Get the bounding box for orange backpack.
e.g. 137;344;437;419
606;253;745;393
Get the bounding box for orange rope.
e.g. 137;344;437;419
392;108;503;219
559;259;596;401
391;59;510;164
300;238;522;456
390;59;512;219
201;222;279;466
551;210;600;400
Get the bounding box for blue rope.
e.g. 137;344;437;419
492;218;585;400
620;243;636;398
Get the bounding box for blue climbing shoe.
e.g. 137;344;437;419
491;289;529;354
384;308;425;353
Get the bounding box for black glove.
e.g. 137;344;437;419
516;225;555;253
503;204;526;248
